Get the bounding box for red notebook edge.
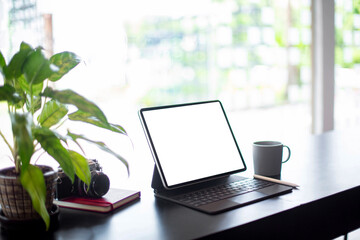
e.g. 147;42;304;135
54;188;141;213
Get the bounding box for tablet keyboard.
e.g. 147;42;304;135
175;178;274;207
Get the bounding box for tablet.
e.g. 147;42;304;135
139;100;246;189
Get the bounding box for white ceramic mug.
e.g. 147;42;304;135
253;141;291;177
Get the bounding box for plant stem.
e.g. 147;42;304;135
29;83;34;115
0;130;14;157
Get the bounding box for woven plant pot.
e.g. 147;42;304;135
0;166;57;220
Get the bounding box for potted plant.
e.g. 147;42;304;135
0;42;129;231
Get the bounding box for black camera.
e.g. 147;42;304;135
56;159;110;199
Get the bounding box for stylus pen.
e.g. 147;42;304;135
253;174;300;188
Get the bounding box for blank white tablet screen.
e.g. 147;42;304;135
142;101;245;187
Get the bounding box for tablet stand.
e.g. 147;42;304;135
151;166;165;192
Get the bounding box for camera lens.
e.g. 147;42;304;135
90;172;110;197
78;171;110;198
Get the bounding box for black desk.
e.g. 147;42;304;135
4;129;360;239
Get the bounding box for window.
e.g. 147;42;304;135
124;0;311;110
51;0;312;141
335;0;360;129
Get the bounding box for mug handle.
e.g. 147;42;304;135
282;145;291;163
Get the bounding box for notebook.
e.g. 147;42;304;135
139;100;292;214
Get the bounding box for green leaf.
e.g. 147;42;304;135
68;110;127;135
38;100;68;128
42;87;109;125
23;48;58;85
0;84;22;104
67;131;129;175
0;51;5;76
20;165;49;230
18;75;44;96
26;95;42;113
33;127;75;182
6;42;33;80
49;52;81;81
10;113;34;170
68;150;91;186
